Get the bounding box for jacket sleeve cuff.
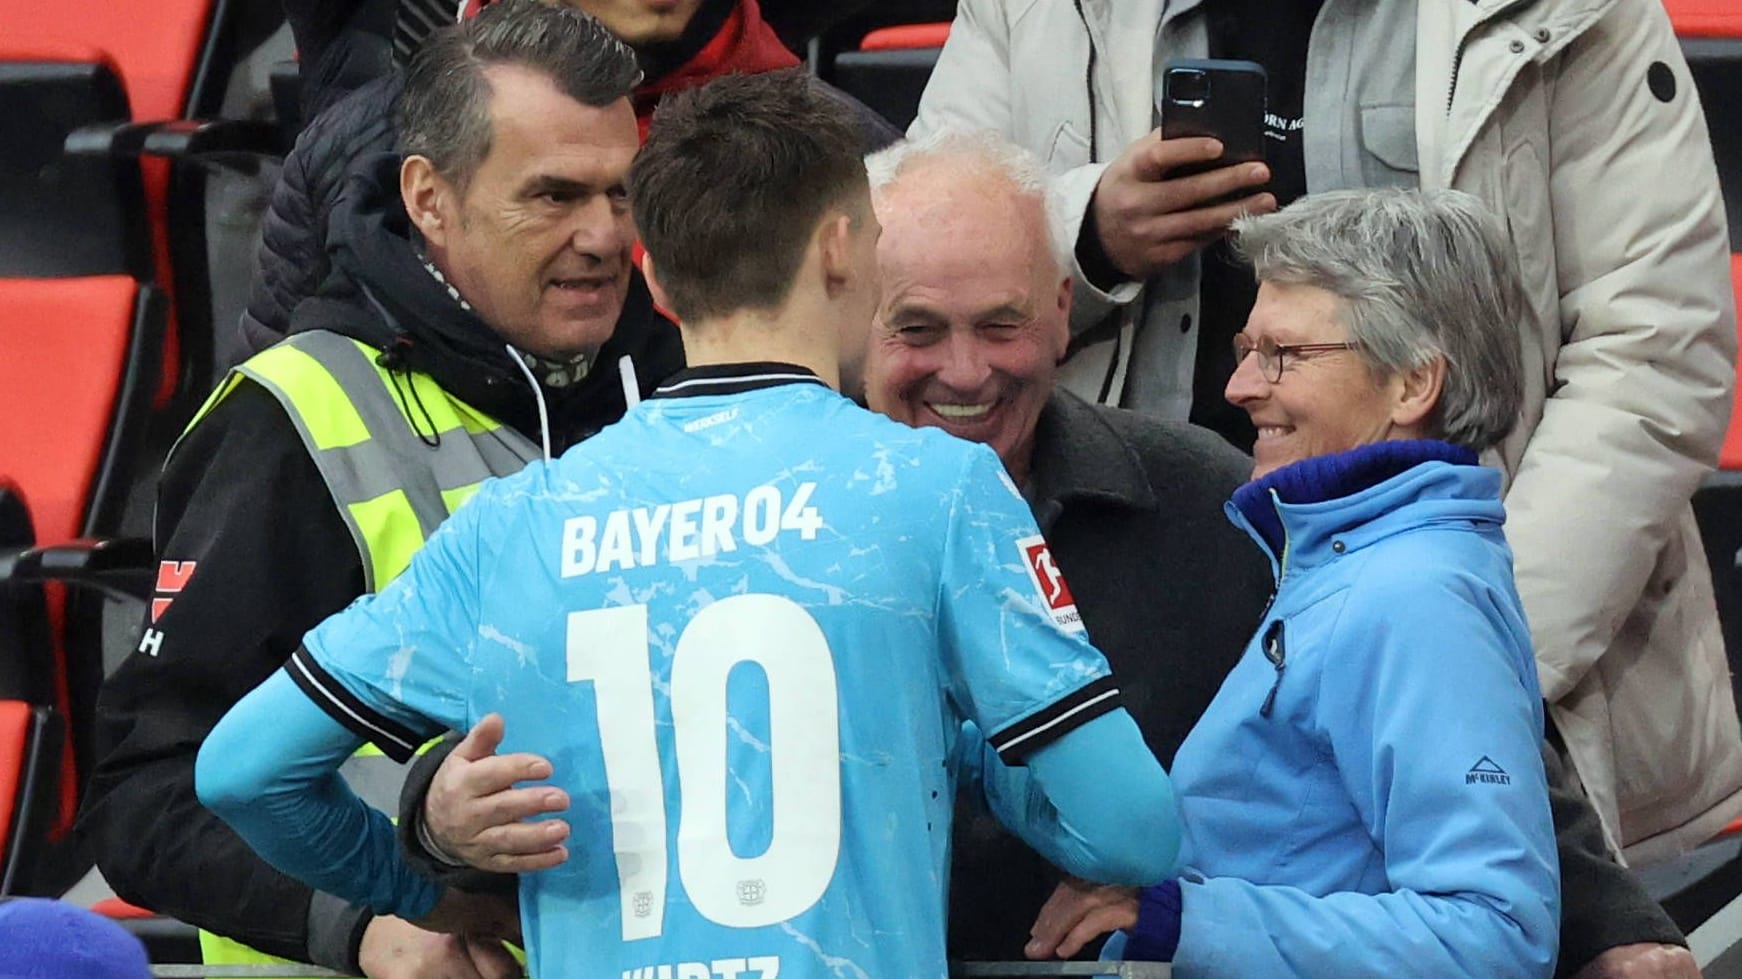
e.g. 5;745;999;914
306;890;373;975
1049;163;1140;332
1123;879;1184;961
395;734;521;897
397;734;467;873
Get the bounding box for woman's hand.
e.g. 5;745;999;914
1024;878;1139;960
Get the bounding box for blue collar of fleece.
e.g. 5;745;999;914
1231;440;1479;555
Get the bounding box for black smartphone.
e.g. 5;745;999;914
1159;58;1268;178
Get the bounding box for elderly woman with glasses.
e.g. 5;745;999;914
1024;188;1559;977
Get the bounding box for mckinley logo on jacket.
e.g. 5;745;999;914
1467;757;1512;786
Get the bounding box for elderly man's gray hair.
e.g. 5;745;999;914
1231;188;1525;451
864;130;1068;274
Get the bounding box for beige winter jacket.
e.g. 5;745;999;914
915;0;1742;864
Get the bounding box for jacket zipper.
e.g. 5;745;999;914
1257;502;1290;717
1446;45;1464;115
1259;619;1287;718
1073;0;1099;159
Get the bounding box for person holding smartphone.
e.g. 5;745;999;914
911;0;1736;977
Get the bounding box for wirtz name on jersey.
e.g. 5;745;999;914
622;956;779;979
563;483;823;577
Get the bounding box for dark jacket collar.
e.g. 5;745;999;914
1026;389;1158;530
288;151;682;451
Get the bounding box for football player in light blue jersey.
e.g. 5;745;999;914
197;67;1178;977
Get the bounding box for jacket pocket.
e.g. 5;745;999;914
1358;102;1419;188
1046;119;1093;171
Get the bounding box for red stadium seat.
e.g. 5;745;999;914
1721;254;1742;472
1666;0;1742;38
828;22;951;131
0;0;286;416
1695;256;1742;775
0;277;163;896
0;0;281;902
860;22;951;51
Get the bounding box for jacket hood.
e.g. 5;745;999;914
288;151;683;450
634;0;797;106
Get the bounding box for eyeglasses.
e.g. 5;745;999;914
1231;334;1356;383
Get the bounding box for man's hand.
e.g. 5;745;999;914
1089;132;1276;281
426;713;571;873
358;914;521;979
1024;878;1139;961
1573;943;1701;979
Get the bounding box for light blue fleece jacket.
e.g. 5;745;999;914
1130;446;1559;977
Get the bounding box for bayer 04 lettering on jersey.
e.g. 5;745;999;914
299;370;1117;979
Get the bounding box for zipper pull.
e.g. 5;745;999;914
1259;619;1286;718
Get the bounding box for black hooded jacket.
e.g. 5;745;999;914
79;153;682;973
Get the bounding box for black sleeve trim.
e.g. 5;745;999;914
287;646;428;763
989;675;1123;766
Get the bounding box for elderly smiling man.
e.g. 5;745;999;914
402;131;1697;979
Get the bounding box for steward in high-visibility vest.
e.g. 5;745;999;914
79;121;681;977
190;330;540;976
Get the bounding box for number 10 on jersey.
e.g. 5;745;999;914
567;593;844;941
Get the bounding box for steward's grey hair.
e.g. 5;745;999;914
398;0;642;191
864;130;1067;273
1231;188;1524;451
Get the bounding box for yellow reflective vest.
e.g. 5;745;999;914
190;330;539;976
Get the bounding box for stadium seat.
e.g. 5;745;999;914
0;277;163;897
0;0;283;904
1693;255;1742;720
2;0;287;417
1667;0;1742;39
827;22;951;131
1677;6;1742;250
0;485;60;896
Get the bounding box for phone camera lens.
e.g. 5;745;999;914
1169;69;1210;106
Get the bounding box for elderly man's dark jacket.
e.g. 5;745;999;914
946;389;1272;958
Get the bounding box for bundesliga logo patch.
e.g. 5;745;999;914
1017;536;1084;634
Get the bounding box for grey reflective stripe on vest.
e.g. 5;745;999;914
278;330;537;537
336;751;417;814
239;330;540;589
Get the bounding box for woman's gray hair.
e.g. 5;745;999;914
864;130;1068;274
1231;188;1524;451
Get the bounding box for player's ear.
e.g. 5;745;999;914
818;211;854;297
641;251;676;318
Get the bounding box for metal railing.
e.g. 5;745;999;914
148;964;1171;978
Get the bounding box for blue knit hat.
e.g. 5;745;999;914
0;898;151;979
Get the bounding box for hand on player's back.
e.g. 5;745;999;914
1089;132;1276;281
426;713;572;874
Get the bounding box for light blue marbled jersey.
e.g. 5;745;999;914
302;378;1113;979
